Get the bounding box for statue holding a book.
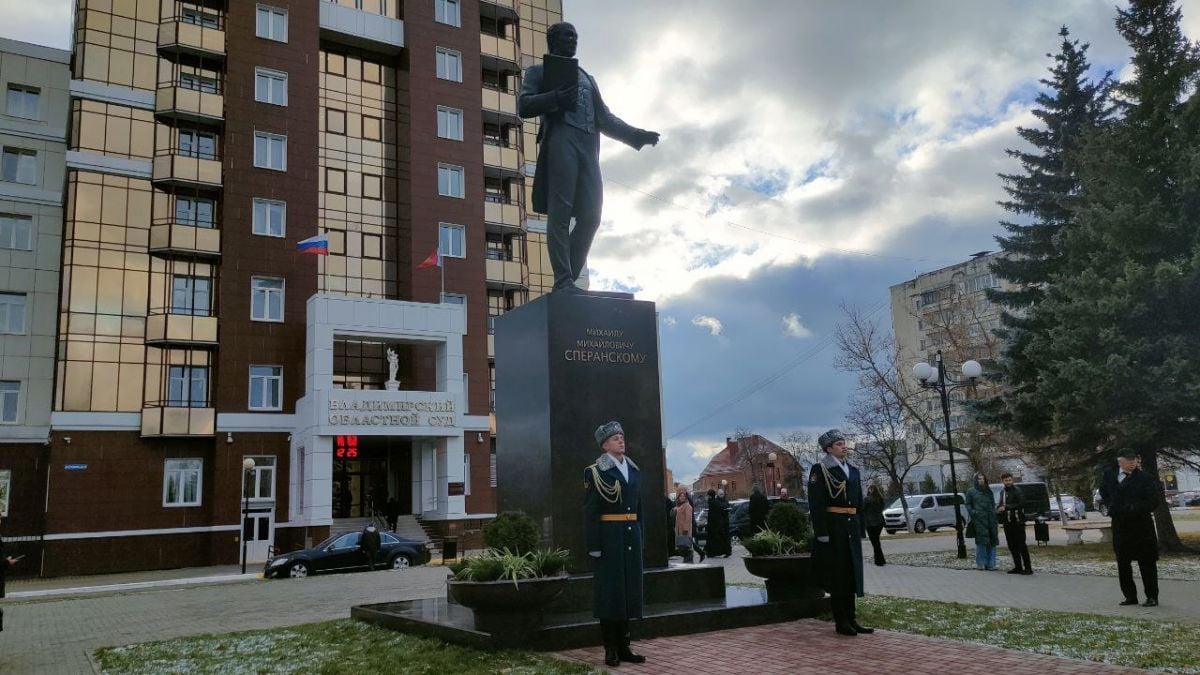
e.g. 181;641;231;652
519;22;660;293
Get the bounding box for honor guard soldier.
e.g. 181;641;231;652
809;429;873;636
584;421;646;667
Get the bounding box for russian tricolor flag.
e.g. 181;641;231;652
297;233;329;255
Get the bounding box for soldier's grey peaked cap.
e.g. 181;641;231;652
819;429;846;450
595;421;624;447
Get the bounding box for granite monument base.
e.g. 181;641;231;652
352;564;831;651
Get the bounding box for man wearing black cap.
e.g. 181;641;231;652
809;429;872;636
584;421;646;667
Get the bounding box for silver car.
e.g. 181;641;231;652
1050;494;1086;520
883;493;970;534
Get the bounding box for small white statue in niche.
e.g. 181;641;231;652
385;347;400;391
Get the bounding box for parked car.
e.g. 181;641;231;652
726;496;809;544
264;531;431;579
989;481;1051;521
1049;494;1087;520
1176;491;1200;508
882;493;969;534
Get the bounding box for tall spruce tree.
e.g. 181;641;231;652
981;28;1110;442
1017;0;1200;550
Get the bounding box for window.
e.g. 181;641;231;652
0;381;18;423
181;8;220;28
255;68;288;106
179;131;217;160
5;85;39;119
437;106;463;141
435;0;461;26
362;115;382;141
175;197;215;228
252;198;285;237
1;147;37;185
331;532;360;549
256;5;288;42
464;453;471;496
363;174;382;200
167;366;208;407
325;168;346;194
0;468;9;515
326;108;346;135
439;223;465;259
0;213;32;250
251;277;284;322
163;458;203;507
437;163;464;198
179;73;218;94
253;132;286;170
441;292;466;306
436;48;463;82
249;365;283;411
0;293;25;334
171;276;211;316
242;455;276;500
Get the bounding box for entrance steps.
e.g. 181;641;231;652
330;515;430;544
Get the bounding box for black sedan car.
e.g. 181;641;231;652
264;531;431;579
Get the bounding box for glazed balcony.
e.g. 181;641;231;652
158;15;226;58
141;405;215;437
481;85;520;124
480;32;519;73
152;152;222;189
485;257;528;290
480;0;518;23
156;85;224;125
145;312;219;346
484;196;522;233
150;221;222;258
483;142;522;179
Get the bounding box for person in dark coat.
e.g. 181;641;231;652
748;484;770;536
862;484;886;566
809;429;871;637
965;472;999;570
359;523;382;571
705;489;732;558
584;421;645;667
998;472;1033;575
0;515;18;631
1104;452;1161;607
518;23;659;293
384;497;401;532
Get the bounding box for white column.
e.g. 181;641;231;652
442;434;466;516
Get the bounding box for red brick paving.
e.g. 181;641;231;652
555;620;1147;674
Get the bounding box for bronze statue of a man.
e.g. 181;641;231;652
519;22;660;293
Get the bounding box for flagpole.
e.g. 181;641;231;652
440;254;445;302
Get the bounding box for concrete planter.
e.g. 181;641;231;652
447;574;569;636
742;554;824;601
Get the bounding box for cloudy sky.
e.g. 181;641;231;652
4;1;1197;486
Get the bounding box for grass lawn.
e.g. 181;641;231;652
853;595;1200;673
887;532;1200;580
95;620;602;675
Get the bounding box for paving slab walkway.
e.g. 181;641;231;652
556;620;1146;674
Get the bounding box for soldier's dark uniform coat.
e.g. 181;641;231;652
808;454;865;597
584;452;644;620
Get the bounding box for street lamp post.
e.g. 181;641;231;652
912;350;982;560
240;457;256;574
767;452;777;496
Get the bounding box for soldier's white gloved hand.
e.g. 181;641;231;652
589;551;601;558
817;536;829;543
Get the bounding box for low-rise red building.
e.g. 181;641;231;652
692;435;806;499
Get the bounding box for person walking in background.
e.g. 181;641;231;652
360;522;382;571
748;484;770;536
998;472;1033;575
674;488;705;563
384;496;401;532
863;483;886;566
0;514;19;631
705;489;731;558
1103;451;1161;607
964;472;999;570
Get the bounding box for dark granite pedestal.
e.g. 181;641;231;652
353;564;830;650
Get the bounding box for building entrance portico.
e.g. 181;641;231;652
291;295;489;537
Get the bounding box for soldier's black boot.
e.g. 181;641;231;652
618;623;645;664
600;622;620;667
849;620;874;634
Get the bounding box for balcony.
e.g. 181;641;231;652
145;313;219;346
483;142;522;179
152;152;222;189
480;0;519;22
488;333;495;358
158;17;226;58
486;258;528;290
320;0;404;53
156;85;223;125
484;197;522;233
481;86;521;125
480;33;520;73
150;222;222;258
141;405;215;437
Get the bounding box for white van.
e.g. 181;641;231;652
882;493;971;534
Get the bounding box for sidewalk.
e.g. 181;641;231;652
556;620;1146;674
4;564;254;600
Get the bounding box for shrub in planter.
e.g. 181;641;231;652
483;511;539;554
766;502;811;543
743;528;805;556
451;548;570;588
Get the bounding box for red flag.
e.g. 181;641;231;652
416;247;441;269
